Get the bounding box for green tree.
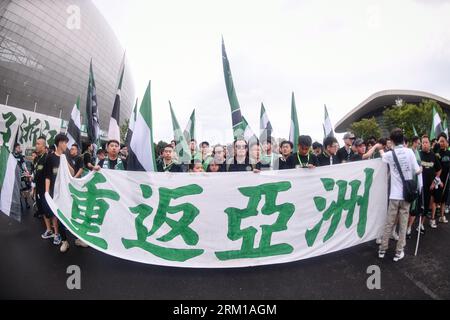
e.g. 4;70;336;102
350;117;381;140
383;99;447;140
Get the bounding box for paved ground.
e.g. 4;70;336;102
1;208;449;300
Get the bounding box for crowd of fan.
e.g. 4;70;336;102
11;129;448;258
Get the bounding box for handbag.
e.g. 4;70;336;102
392;149;418;203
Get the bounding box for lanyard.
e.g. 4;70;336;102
36;153;45;164
297;153;310;168
163;161;174;171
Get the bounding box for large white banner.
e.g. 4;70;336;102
0;104;62;150
46;156;389;268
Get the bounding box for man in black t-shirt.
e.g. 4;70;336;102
68;144;84;178
33;137;47;220
157;144;182;173
291;135;319;169
276;141;294;170
97;140;127;170
337;133;355;163
43;134;74;253
318;136;341;167
82;142;95;173
434;133;450;225
420;135;442;230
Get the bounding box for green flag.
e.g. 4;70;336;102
260;103;273;143
128;81;157;172
170;102;191;165
125;98;138;148
443;120;448;137
86;60;100;147
184;109;196;143
242;116;258;144
430;106;442;141
323;105;335;138
412;125;418;137
289;92;300;153
222;38;245;140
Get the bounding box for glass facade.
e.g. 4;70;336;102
0;0;135;129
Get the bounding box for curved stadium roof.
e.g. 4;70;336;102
335;90;450;133
0;0;135;129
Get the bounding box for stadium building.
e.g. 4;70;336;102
335;90;450;134
0;0;135;130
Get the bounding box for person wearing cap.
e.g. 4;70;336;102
349;138;382;162
292;135;319;169
337;133;356;163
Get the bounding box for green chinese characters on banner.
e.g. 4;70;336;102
215;182;295;261
58;173;120;249
1;109;58;149
305;168;374;247
0;112;17;149
122;184;205;262
18;114;57;147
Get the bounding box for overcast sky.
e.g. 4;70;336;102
92;0;450;145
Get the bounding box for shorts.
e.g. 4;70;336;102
409;193;423;217
430;185;448;204
37;194;55;219
35;195;45;217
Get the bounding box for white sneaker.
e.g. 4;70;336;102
393;250;405;262
378;250;386;259
439;216;449;224
60;241;70;253
407;227;412;236
430;219;437;229
391;230;400;241
75;239;89;248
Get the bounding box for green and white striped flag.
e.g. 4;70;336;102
108;52;126;143
443;120;448;137
290;92;300;153
125;98;138;149
86;60;100;147
260;103;273;143
127;81;157;172
170;102;192;165
0;125;22;222
67;96;81;148
324;105;335;138
242;116;258;144
184;109;196;143
222;38;245;140
412;125;419;137
430;106;442;141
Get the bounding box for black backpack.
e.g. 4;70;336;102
392;149;418;203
